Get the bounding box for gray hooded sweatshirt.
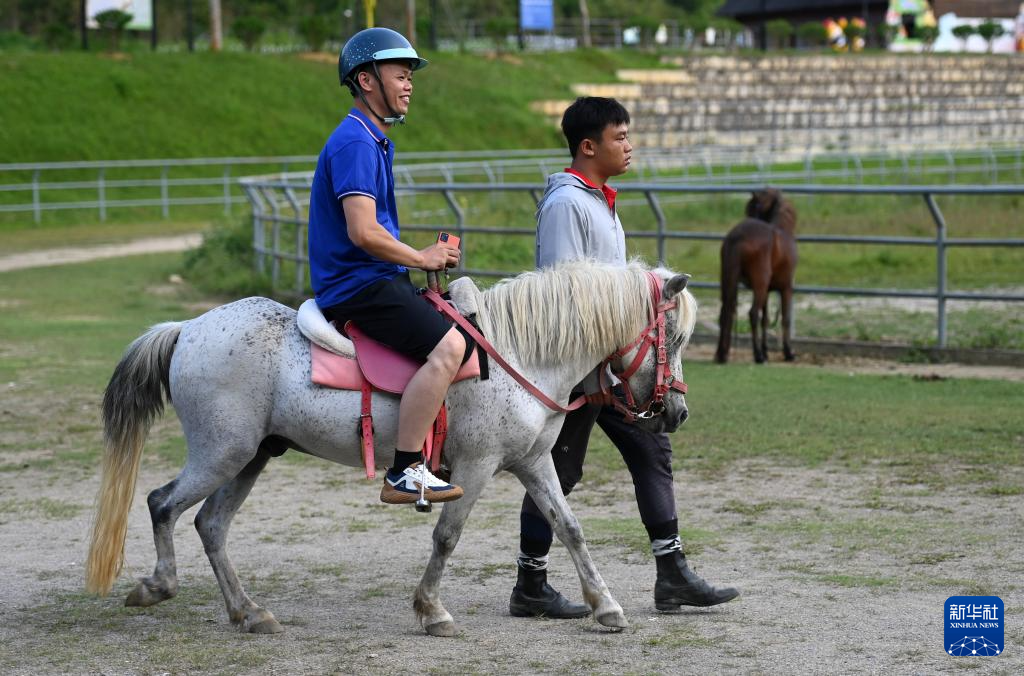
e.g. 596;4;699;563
535;171;627;393
535;171;626;268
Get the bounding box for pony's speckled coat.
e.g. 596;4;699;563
86;261;696;636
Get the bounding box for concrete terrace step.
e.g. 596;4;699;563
532;54;1024;151
659;54;1023;73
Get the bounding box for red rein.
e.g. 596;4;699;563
423;270;686;421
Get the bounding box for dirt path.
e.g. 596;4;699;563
1;450;1020;675
0;234;202;273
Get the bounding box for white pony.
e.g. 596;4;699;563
86;260;697;636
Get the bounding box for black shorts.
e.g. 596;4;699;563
322;273;473;363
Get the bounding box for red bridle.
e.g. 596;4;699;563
598;272;688;423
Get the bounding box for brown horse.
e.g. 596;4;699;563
715;188;798;364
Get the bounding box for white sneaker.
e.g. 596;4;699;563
380;462;464;504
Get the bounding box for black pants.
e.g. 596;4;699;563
520;403;677;557
322;273;473;363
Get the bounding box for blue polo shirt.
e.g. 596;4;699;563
308;108;405;309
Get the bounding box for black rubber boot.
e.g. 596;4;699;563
509;567;591;619
654;551;740;611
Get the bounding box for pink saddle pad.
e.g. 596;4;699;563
309;324;480;394
310;342;365;390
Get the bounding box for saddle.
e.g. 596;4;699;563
296;277;485;480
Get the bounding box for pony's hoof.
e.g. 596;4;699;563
124;580;172;607
247;618;284;634
424;620;457;637
596;610;629;630
241;609;283;634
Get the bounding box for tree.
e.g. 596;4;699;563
94;9;132;52
917;24;938;51
233;16;266;51
298;15;331;52
210;0;223;52
765;19;792;49
976;20;1005;53
952;24;975;51
578;0;591;48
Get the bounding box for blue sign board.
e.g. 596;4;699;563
520;0;554;32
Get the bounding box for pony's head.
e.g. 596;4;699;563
744;188;797;233
475;260;697;433
614;266;697;433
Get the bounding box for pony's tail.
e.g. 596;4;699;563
716;241;741;363
86;322;182;595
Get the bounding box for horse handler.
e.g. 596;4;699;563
308;27;471;505
509;97;740;617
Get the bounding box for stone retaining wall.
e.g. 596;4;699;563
532;54;1024;150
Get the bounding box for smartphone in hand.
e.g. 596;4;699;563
437;231;461;249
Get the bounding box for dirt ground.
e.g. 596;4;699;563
1;407;1022;675
0;235;202;273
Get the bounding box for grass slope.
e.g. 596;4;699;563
0;49;665;162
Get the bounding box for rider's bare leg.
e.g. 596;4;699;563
397;326;465;452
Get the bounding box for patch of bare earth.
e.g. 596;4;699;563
0;443;1020;674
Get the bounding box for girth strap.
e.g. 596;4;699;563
358;377;375;479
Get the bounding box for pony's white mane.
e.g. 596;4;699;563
474;260;697;367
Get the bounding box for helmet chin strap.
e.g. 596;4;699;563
351;62;406;126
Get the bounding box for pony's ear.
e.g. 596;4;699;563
664;273;690;298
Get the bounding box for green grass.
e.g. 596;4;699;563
0;48;667;229
0;49;665;164
1;251;1021;484
586;361;1024;486
0;253;205;473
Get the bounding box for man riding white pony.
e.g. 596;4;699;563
307;27;468;505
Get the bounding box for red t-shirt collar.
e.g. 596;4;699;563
565;168;617;211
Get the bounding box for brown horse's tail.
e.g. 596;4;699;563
86;322;181;595
716;238;741;363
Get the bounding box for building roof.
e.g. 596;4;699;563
718;0;887;19
932;1;1020;18
719;0;1021;20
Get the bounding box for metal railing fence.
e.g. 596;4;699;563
5;144;1024;224
241;178;1024;348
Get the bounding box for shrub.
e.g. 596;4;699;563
796;21;828;48
298;15;331;52
42;23;74;50
483;16;516;52
94;9;132;52
842;17;866;51
976;20;1005;52
952;23;975;49
917;25;938;50
765;19;793;49
233;16;267;51
182;219;273;298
